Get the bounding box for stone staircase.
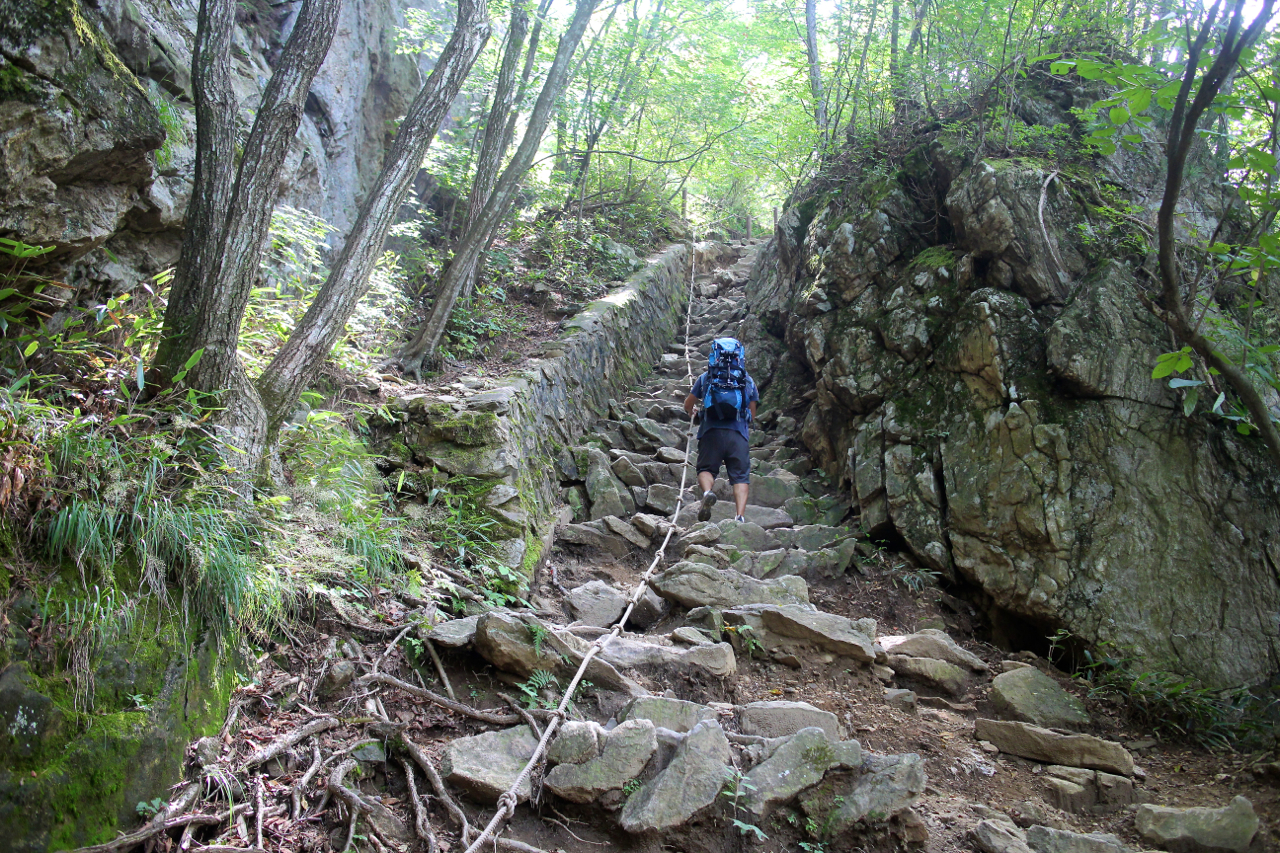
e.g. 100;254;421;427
420;245;1224;853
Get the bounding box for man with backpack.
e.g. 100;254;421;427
683;337;759;523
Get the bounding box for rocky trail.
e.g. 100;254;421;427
110;245;1277;853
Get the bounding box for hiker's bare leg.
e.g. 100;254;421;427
698;471;715;494
734;483;749;517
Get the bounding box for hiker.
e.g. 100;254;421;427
683;337;759;523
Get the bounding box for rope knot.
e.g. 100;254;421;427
497;791;519;817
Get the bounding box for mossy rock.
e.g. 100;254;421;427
0;620;237;852
423;406;501;447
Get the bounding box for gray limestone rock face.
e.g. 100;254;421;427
1135;796;1260;853
742;727;862;817
442;726;540;803
750;122;1280;691
681;521;722;547
567;581;628;628
800;752;926;834
618;696;718;733
1025;825;1132;853
887;655;969;696
880;629;988;671
544;719;658;804
974;719;1134;776
559;522;633;558
618;720;734;833
719;521;777;551
989;666;1090;730
651;562;810;609
738;701;842;740
884;688;918;714
612;455;647;488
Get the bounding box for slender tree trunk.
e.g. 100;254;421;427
890;0;902;104
453;2;529;303
805;0;827;153
397;0;602;374
1154;0;1280;467
151;0;340;472
257;0;492;437
844;0;878;143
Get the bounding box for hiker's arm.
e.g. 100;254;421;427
749;401;757;420
683;393;698;415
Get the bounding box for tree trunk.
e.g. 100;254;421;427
805;0;827;150
257;0;492;437
151;0;340;472
454;2;530;303
890;0;902;104
397;0;602;374
1154;0;1280;468
844;0;878;143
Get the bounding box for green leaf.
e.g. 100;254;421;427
1260;85;1280;102
22;340;38;357
1030;52;1062;63
1167;378;1204;389
136;359;146;393
1127;88;1151;114
1182;387;1198;418
1109;106;1130;125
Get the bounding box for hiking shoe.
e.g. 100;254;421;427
735;515;746;524
697;490;717;522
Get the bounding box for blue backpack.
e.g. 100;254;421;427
703;338;748;421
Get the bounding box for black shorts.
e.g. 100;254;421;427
696;428;750;485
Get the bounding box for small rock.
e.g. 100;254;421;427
974;719;1134;776
670;626;713;645
651;562;809;609
599;635;737;677
1135;796;1259;853
425;614;481;647
619;696;717;733
320;659;357;695
351;741;386;763
645;483;682;514
547;720;604;765
1026;825;1131;853
545;719;658;804
618;720;734;832
738;700;842;740
655;446;685;463
568;580;627;628
681;521;722;547
989;666;1090;730
880;629;989;671
1002;660;1034;672
884;688;918;714
800;752;926;834
973;819;1035;853
888;655;968;696
628;586;669;629
724;604;876;661
443;726;540;802
602;515;651;548
743;727;862;817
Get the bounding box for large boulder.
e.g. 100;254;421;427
799;752;926;834
748;127;1280;689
